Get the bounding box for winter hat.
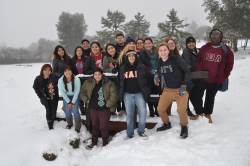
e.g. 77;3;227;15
124;50;138;65
186;36;196;45
125;37;136;46
209;28;223;41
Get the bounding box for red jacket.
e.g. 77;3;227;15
196;43;234;84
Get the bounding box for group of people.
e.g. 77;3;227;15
33;29;234;150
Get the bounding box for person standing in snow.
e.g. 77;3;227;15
115;32;125;55
155;43;191;139
139;37;160;117
58;66;81;133
182;36;200;120
80;68;118;149
52;45;71;79
33;64;59;130
190;29;234;123
119;50;150;138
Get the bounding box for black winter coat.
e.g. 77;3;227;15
119;63;150;102
182;48;198;72
33;74;59;106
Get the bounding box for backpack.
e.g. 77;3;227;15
218;44;229;92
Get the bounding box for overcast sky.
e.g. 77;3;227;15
0;0;210;48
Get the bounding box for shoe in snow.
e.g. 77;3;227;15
85;143;96;150
205;114;213;123
156;122;172;132
180;126;188;139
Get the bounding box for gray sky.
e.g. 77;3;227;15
0;0;209;48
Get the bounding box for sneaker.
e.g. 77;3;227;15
85;143;96;150
205;114;213;123
138;133;148;137
156;122;172;132
180;126;188;139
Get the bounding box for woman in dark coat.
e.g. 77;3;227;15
33;64;59;129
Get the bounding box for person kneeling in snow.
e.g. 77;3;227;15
58;66;81;133
80;68;118;149
155;43;192;139
33;64;59;130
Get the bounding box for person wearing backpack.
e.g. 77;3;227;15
190;29;234;123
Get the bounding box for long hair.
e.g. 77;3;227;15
105;43;118;59
165;37;180;56
90;41;102;54
40;64;53;77
53;45;70;61
118;44;136;64
63;66;75;92
72;46;84;61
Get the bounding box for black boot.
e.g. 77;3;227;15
180;126;188;139
156;122;172;132
187;108;194;117
47;121;54;130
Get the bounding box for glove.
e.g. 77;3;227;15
179;85;187;96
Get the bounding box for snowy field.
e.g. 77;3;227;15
0;50;250;166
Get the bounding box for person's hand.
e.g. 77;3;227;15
154;78;160;86
108;62;114;69
67;103;74;109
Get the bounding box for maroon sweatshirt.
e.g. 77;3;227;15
196;42;234;84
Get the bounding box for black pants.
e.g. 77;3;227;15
190;80;219;115
44;99;58;122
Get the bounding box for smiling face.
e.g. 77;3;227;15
76;48;83;59
93;71;103;83
42;67;51;79
127;42;136;50
64;69;72;81
144;40;153;51
136;40;144;50
58;47;65;58
187;42;196;50
91;43;101;55
158;45;170;60
167;40;176;51
82;41;89;50
116;36;125;45
107;45;116;57
128;54;136;64
210;30;222;44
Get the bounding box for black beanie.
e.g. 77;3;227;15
125;37;136;45
186;36;196;45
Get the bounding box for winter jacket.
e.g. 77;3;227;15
71;56;95;75
58;76;81;104
119;62;150;102
182;48;198;72
52;58;71;78
139;49;158;75
33;74;59;105
157;55;192;91
103;53;119;73
80;77;118;112
196;42;234;84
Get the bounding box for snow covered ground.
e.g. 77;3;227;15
1;51;250;166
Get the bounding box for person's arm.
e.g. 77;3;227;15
224;47;234;78
72;77;81;104
177;56;192;91
33;77;44;99
182;49;192;70
58;78;70;103
106;81;118;108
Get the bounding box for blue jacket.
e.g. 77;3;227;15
58;76;81;104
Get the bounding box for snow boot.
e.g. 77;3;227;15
180;126;188;139
156;122;172;132
47;120;54;130
85;143;96;150
66;117;73;129
205;114;213;123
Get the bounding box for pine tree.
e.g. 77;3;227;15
96;10;126;46
158;8;189;42
123;12;150;39
56;12;87;54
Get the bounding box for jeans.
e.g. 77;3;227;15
124;93;147;138
63;96;80;119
